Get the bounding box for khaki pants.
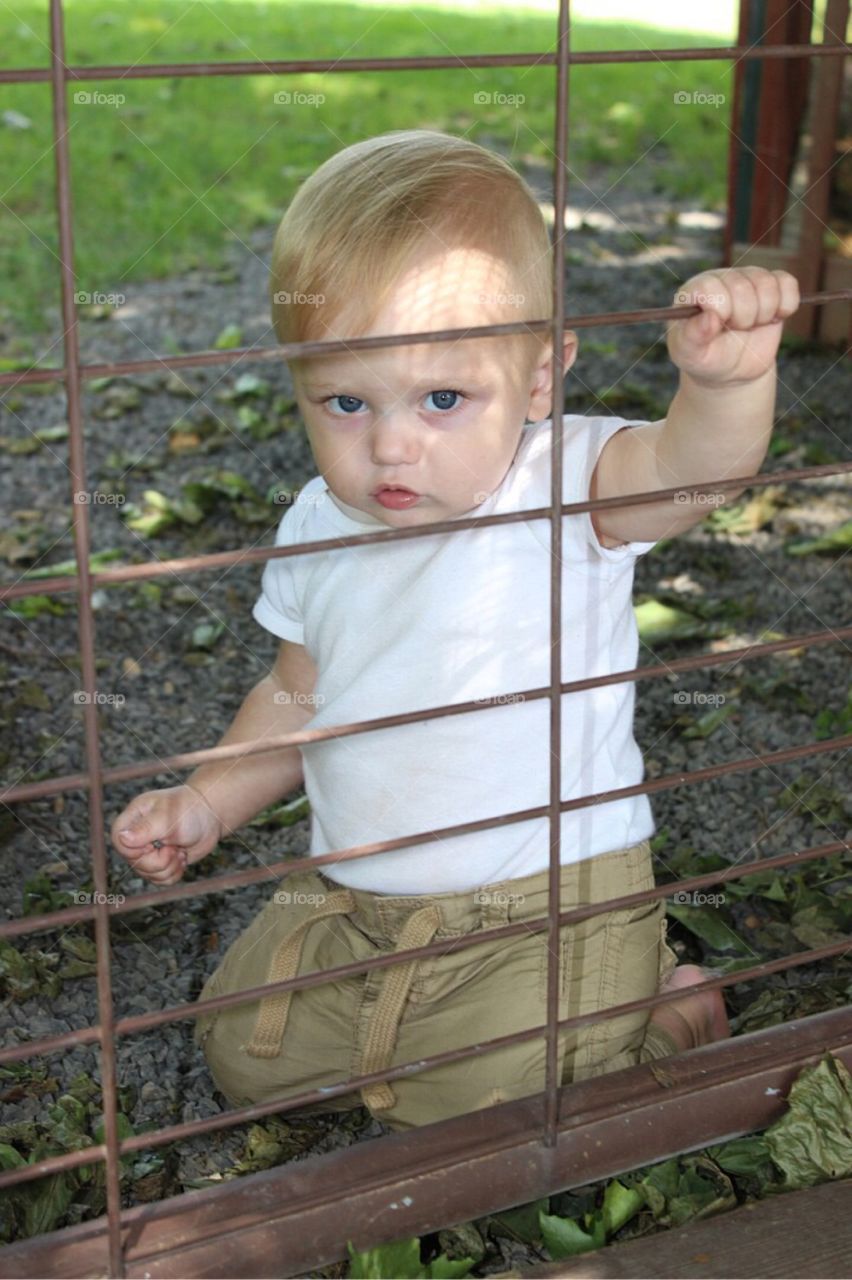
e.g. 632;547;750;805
193;838;679;1132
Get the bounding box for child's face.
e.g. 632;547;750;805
290;246;577;528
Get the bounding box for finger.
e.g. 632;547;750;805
113;804;160;851
127;845;181;877
774;270;800;318
669;304;724;349
674;273;732;325
735;266;781;327
720;270;761;330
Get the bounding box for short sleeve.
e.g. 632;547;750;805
564;414;660;562
251;499;307;643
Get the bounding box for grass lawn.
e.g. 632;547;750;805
0;0;734;346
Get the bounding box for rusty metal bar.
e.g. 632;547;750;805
3;451;850;605
45;1;124;1273
1;936;849;1193
2;290;849;391
1;5;849;1273
3;727;849;945
0;834;847;1071
794;0;850;334
543;0;573;1151
0;40;848;89
0;621;850;810
0;1007;850;1279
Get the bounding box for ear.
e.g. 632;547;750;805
525;332;578;423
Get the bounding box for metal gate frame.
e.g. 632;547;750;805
0;1;850;1275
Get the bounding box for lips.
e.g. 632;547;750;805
373;485;422;510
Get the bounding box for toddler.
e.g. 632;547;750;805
112;131;798;1131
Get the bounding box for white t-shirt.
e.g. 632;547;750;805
252;413;658;894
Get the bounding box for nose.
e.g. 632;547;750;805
369;408;422;468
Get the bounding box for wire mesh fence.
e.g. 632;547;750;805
0;0;850;1275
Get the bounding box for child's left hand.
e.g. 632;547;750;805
667;267;800;387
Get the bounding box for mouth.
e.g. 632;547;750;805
373;484;421;510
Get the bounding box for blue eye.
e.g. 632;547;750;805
425;389;462;412
326;394;365;415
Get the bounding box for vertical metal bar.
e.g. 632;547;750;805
47;2;125;1274
793;0;849;336
543;0;572;1149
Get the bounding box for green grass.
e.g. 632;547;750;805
1;0;732;345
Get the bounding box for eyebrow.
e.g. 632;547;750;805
303;372;484;395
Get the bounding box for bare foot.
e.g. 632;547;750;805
648;963;731;1051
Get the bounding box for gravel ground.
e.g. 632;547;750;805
1;155;850;1264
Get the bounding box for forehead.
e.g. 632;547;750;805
298;246;526;389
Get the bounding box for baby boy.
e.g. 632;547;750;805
112;131;799;1131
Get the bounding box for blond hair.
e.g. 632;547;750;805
269;130;553;365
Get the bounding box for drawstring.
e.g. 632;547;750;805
244;889;442;1117
359;903;442;1112
244;888;356;1057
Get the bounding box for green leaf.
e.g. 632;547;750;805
230;373;270;399
190;620;225;652
764;1054;852;1188
213;323;243;350
23;549;125;579
665;902;751;952
426;1256;475;1278
347;1237;424;1279
247;795;310;828
785;520;852;556
680;704;735;738
7;594;69;619
705;1135;772;1177
22;1172;76;1237
634;599;731;645
539;1210;604;1259
600;1179;644;1235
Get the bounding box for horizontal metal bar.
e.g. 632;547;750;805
1;1007;849;1278
2;723;849;944
1;939;849;1191
3;844;844;1075
0;41;847;89
2;291;848;390
2;456;850;607
1;623;847;810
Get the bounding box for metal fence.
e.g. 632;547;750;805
0;0;850;1275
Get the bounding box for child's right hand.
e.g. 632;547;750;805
110;785;224;885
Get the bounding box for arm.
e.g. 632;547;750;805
186;638;319;835
590;268;801;548
111;639;318;883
